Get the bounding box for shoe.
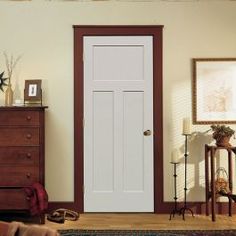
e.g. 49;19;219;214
47;211;65;224
54;208;79;221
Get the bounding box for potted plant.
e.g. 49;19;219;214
211;124;235;147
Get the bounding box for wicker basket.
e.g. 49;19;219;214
215;167;230;194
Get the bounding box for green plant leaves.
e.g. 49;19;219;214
0;71;8;92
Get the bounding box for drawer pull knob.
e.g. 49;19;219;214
26;134;32;139
26;116;32;121
26;173;31;178
27;153;31;159
26;197;30;201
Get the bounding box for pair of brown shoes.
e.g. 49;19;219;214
47;208;79;224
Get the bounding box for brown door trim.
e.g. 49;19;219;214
73;25;163;212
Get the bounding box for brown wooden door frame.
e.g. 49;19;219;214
73;25;163;213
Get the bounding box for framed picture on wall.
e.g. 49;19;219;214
24;79;42;105
193;58;236;124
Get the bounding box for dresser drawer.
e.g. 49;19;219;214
0;189;29;210
0;111;39;126
0;167;39;187
0;147;39;165
0;128;39;146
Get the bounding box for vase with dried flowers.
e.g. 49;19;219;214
211;124;235;147
3;52;21;106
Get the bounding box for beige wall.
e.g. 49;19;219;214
0;0;236;203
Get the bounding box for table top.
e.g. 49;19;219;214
205;144;236;151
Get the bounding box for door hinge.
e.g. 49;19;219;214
83;118;85;128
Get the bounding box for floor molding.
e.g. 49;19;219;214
48;201;236;214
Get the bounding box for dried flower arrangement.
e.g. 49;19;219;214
3;52;21;85
2;52;22;106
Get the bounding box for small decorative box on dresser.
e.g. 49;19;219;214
0;106;47;223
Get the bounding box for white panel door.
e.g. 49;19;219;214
84;36;153;212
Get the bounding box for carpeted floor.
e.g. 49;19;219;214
58;229;236;236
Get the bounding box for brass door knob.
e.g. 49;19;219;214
143;130;152;136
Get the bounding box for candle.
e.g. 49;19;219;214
182;117;191;135
171;149;179;163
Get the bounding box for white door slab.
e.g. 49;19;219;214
84;36;153;212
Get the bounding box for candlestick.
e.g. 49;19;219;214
179;134;194;220
169;162;180;220
183;118;191;135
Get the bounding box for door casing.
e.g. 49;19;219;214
74;25;163;213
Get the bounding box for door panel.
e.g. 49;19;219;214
84;36;153;212
93;45;144;81
123;91;144;192
93;91;114;192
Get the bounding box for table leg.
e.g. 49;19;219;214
210;148;216;222
205;145;209;216
228;150;232;217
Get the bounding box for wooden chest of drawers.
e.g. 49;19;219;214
0;106;47;222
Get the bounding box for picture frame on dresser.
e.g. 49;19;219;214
24;80;42;105
193;58;236;124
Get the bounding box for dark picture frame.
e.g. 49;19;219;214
24;79;42;105
193;58;236;124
